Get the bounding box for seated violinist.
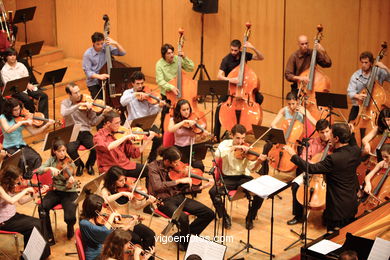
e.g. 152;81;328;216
100;229;154;260
168;99;208;171
361;107;390;158
363;143;390;195
79;193;134;260
94;110;156;177
0;165;51;259
35;138;78;243
101;166;156;252
270;91;317;129
120;71;163;162
147;146;214;251
61;82;111;176
209;124;267;230
0;98;54;176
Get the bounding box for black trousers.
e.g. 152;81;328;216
6;146;42;178
160;94;169;133
209;175;264;220
27;89;49;119
291;182;303;220
87;84;103;100
41;190;78;241
122;164;149;179
132;223;155;250
213;91;264;140
148;136;163;162
0;213;51;259
348;105;359;122
67;131;96;168
158;194;214;245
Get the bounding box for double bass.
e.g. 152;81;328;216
219;23;262;131
353;42;388;145
300;25;331;120
99;14;129;112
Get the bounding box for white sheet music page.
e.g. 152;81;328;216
184;235;226;260
241;175;287;198
368;237;390;260
308;239;342;255
22;227;47;260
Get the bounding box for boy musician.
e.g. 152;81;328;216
209;124;267;230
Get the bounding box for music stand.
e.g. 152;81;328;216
177;141;209;164
40;67;67;126
1;149;21;170
130;113;158;130
197;80;229;133
161;198;187;260
42;124;79;151
13;6;36;44
74;172;107;205
17;41;44;75
315;92;348;123
2;76;30;96
252;125;286;145
109;67;141;85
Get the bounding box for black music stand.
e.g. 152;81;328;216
13;6;36;45
18;41;44;75
40;67;67;127
1;149;21;170
42;124;79;151
130;113;158;130
178;141;209;164
192;13;211;81
252;125;286;145
161;198;187;260
197;80;229;133
109;67;141;85
315;92;348;123
2;76;30;96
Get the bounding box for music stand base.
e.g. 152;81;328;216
228;239;274;260
283;229;313;251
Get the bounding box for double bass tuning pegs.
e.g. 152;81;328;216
316;24;323;32
103;14;109;22
381;41;387;49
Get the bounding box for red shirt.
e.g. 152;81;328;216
300;136;330;161
94;127;140;173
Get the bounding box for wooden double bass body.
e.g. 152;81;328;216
219;23;262;132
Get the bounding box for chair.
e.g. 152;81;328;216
31;170;63;231
75;228;86;260
0;230;21;258
162;131;175;147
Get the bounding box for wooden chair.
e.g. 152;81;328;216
0;230;21;258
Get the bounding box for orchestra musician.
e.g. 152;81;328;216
270;92;317;129
79;193;134;260
361;107;390;158
284;123;360;231
61;83;111;176
287;119;332;225
155;43;194;130
285;35;332;95
167;99;208;171
0;98;54;176
1;48;49;118
347;51;390;122
147;146;214;251
363;143;390;195
120;71;163;162
35;138;78;243
0;165;51;259
82;32;126;100
100;229;154;260
214;39;265;141
93;110;156;177
101;166;156;251
209;124;267;230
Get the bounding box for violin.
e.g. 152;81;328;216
182;112;208;135
117;177;155;202
135;86;170;108
95;207;143;226
56;157;77;190
168;161;210;186
78;94;113;113
234;143;263;161
15;108;57;127
113;126;161;141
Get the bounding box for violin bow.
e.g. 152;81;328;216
187;137;194;188
129;160;148;199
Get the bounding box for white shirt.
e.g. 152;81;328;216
1;62;37;92
216;139;258;176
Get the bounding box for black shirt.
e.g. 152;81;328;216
219;52;253;76
291;141;360;222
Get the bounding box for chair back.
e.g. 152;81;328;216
75;228;86;260
162;131;175;147
213;157;223;181
31;169;53;188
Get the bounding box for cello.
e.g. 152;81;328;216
219;22;262;131
164;29;199;131
300;25;331;120
99;14;129;112
353;42;388;145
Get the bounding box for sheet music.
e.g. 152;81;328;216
184;235;226;260
368;237;390;260
70;124;81;142
308;239;342;255
241;175;287;198
22;227;47;260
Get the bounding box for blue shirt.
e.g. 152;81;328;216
82;45;126;87
79;219;112;260
120;88;161;121
0;114;26;149
347;67;390;106
284;106;304;123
